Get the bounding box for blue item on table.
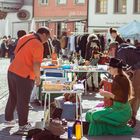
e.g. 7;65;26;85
45;72;63;77
61;65;71;70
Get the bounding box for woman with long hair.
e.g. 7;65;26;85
109;27;125;45
85;58;134;136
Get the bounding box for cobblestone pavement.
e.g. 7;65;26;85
0;58;140;140
0;58;9;111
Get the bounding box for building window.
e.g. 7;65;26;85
57;0;67;5
96;0;108;14
75;0;85;4
39;0;48;5
134;0;140;13
38;21;49;27
114;0;126;14
75;22;85;33
61;22;67;31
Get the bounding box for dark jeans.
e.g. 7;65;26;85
5;71;34;126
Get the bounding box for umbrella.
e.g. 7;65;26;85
118;20;140;39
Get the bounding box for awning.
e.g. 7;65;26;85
118;20;140;39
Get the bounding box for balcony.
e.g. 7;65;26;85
0;0;24;12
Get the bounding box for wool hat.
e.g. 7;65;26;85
108;58;126;68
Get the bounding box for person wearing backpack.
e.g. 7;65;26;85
5;27;51;132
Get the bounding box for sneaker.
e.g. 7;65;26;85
18;123;32;132
4;120;17;127
127;117;136;128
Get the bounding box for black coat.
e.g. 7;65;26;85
115;35;125;45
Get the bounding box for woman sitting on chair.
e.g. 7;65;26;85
85;58;134;136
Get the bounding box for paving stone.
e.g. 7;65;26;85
0;58;140;140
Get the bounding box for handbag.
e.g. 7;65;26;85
51;108;63;119
50;102;63;119
47;119;65;136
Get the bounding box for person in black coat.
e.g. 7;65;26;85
52;35;61;56
85;34;101;63
9;30;26;62
1;37;7;58
109;28;125;45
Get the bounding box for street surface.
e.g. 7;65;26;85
0;58;140;140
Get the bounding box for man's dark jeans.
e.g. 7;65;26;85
5;71;34;126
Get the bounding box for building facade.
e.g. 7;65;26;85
0;0;33;38
34;0;88;38
88;0;140;33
